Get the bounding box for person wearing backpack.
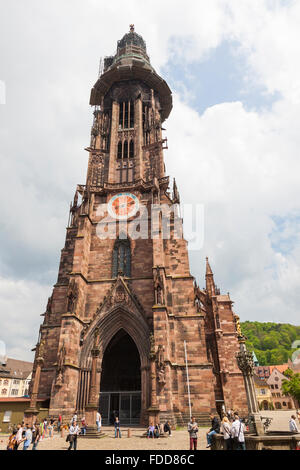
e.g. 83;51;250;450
231;413;246;450
32;422;41;450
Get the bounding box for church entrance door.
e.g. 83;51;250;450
99;329;141;425
99;391;141;425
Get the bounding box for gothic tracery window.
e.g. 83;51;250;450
119;101;134;129
112;238;131;277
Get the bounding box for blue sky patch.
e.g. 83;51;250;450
161;40;281;114
270;214;300;256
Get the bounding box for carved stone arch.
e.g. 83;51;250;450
80;305;151;369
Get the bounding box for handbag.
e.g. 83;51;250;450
223;423;232;439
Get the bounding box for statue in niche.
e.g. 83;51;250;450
156;345;165;369
57;342;66;371
93;327;100;349
153;267;164;305
67;279;78;314
149;333;156;360
156;345;166;386
38;340;45;360
55;370;63;388
158;368;166;384
115;286;126;303
195;297;201;313
80;324;88;346
55;342;66;388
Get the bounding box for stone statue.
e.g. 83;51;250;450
55;342;66;388
158;368;166;384
80;324;88;346
55;370;63;387
57;342;66;371
93;327;100;349
149;333;156;360
195;297;201;313
153;267;164;305
67;279;78;314
156;286;163;305
156;345;165;369
38;339;45;359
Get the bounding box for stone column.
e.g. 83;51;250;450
141;365;148;425
147;334;160;425
108;100;119;183
84;327;101;432
135;96;143;181
88;347;100;406
236;339;264;435
150;357;158;408
85;345;100;429
24;343;45;425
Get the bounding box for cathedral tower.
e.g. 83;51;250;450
28;27;248;425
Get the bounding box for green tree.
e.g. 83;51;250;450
283;368;294;379
281;371;300;403
240;321;300;366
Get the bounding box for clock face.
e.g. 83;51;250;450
108;192;139;220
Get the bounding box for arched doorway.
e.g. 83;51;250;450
262;400;269;410
99;329;141;425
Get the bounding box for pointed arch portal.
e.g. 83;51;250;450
99;329;142;425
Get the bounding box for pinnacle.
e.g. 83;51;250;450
205;257;213;276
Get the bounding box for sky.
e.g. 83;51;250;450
0;0;300;361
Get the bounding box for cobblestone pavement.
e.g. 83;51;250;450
1;412;298;450
0;427;210;451
259;410;299;432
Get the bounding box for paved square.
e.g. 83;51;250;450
0;427;209;451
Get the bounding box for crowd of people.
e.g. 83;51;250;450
187;411;247;450
6;417;56;451
147;421;172;438
4;409;300;450
187;409;300;450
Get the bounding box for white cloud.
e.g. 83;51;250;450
167;95;300;324
0;277;49;361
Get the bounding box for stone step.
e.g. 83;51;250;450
78;428;106;439
181;413;211;426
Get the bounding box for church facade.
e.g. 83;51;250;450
29;27;248;425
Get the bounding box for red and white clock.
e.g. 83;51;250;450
108;192;139;220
